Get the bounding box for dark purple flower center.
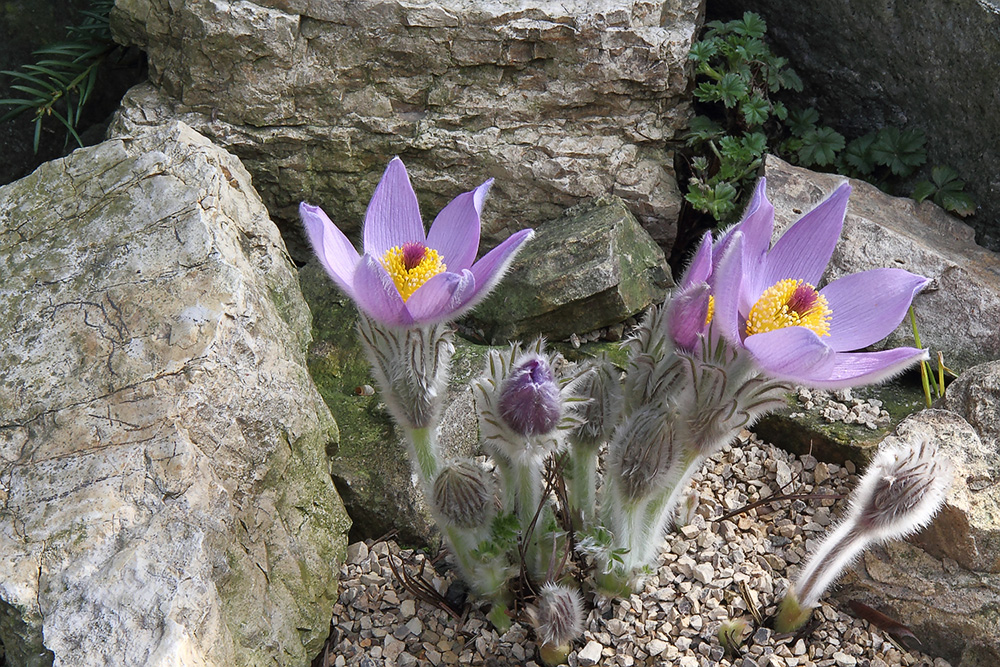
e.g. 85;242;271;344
787;284;820;316
401;241;428;271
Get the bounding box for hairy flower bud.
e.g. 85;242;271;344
572;357;623;448
432;460;496;529
498;355;562;436
527;582;584;665
775;435;952;632
609;403;679;501
849;435;952;541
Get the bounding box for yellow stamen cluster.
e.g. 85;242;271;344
745;279;832;337
705;295;716;325
380;245;447;301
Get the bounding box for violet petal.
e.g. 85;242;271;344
710;231;744;345
667;282;711;352
680;231;713;288
426;179;492;271
352;254;414;328
738;178;775;280
821;268;930;351
761;182;851;289
743;327;837;383
406;269;476;324
799;347;929;390
363;157;425;258
467;228;534;306
300;202;359;297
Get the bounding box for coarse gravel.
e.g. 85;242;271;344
318;432;951;667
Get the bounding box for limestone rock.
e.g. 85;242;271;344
466;195;672;343
0;122;350;666
942;359;1000;452
763;155;1000;372
713;0;1000;253
108;0;703;254
300;262;486;546
835;409;1000;665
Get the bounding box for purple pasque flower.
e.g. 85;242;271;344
711;179;929;389
301;157;534;328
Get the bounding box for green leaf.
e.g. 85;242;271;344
684;115;723;146
716;72;748;108
931;165;961;187
689;40;718;63
735;12;767;38
797;126;845;167
741;95;769;126
939;190;977;217
742;131;768;156
843;133;877;175
785;107;820;137
911;181;936;202
870;127;927;177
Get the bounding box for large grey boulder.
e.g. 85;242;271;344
466;195;673;343
838;409;1000;665
108;0;704;254
764;155;1000;373
0;121;350;666
713;0;1000;253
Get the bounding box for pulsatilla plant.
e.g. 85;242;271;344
302;162;948;665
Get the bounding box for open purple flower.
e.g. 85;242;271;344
301;157;534;328
712;179;929;389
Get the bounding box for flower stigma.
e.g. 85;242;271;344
745;279;831;337
381;242;447;301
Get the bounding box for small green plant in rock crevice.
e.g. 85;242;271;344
0;0;118;152
682;11;976;232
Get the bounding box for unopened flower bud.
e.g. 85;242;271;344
527;582;584;665
609;403;679;501
717;618;750;656
433;460;495;529
572;357;623;448
665;282;712;351
775;435;952;632
850;435;952;541
498;355;562;436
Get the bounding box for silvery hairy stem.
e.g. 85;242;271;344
357;313;454;484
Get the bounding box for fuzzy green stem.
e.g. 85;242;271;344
568;443;598;530
774;590;812;633
407;426;438;487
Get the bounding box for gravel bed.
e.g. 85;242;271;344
318;433;950;667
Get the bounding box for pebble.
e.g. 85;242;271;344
578;640;604;666
315;438;950;667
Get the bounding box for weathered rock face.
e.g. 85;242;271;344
838;409;1000;665
0;122;350;666
108;0;703;255
713;0;1000;253
764;155;1000;373
300;262;487;546
466;195;673;343
942;359;1000;453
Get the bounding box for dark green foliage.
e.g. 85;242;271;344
683;12;975;226
0;0;117;152
913;166;977;217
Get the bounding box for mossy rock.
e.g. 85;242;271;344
465;196;672;344
753;377;929;465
